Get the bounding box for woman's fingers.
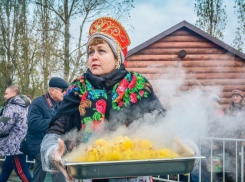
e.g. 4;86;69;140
58;165;73;181
50;139;74;181
53;158;73;181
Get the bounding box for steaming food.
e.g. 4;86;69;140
75;136;180;162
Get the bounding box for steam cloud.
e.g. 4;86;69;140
63;60;244;173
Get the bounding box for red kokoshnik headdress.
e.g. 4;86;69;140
89;17;131;58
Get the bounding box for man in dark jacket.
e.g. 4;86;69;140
0;86;32;182
26;77;69;182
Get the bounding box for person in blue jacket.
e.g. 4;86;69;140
26;77;69;182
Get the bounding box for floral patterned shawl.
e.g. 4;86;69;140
63;70;164;142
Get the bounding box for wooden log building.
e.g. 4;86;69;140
125;21;245;109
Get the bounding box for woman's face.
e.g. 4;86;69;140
232;94;243;104
88;41;117;77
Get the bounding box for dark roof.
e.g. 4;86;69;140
127;20;245;60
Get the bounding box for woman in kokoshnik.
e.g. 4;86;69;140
40;17;166;181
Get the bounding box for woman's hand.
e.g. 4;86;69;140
51;138;73;181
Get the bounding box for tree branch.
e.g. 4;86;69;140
35;1;65;23
68;0;76;17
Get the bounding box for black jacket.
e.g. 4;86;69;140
26;92;59;155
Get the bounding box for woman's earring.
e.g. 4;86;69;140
116;60;120;69
116;44;121;69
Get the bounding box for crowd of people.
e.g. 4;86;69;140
0;78;69;182
0;16;245;182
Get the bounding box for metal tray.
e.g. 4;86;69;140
65;156;204;179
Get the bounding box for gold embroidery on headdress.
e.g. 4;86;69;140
89;17;131;50
90;19;126;43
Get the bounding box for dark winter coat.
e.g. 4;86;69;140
0;95;30;156
224;99;245;117
224;99;245;138
26;92;59;155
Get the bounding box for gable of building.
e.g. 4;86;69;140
126;21;245;109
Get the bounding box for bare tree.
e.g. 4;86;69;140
0;0;22;87
233;0;245;52
194;0;227;40
34;0;63;91
10;0;42;95
0;0;46;100
0;0;34;102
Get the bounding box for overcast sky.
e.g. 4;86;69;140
70;0;238;51
126;0;237;49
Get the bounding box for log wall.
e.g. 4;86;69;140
126;28;245;109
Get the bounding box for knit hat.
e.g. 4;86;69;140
87;17;131;65
231;88;244;98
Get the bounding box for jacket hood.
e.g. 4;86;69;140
5;95;30;108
